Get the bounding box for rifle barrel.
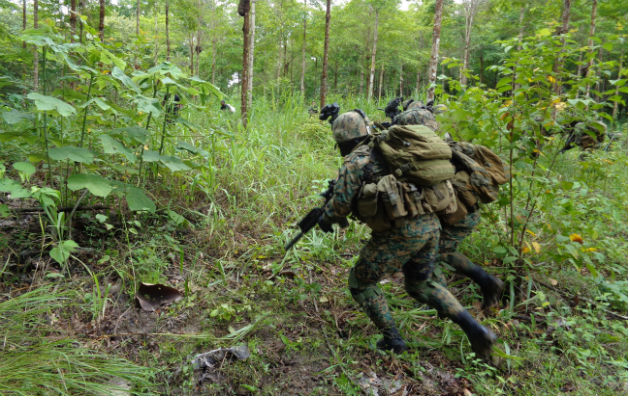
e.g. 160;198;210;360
284;231;304;251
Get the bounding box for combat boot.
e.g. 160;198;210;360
453;310;497;360
377;327;408;354
481;275;505;310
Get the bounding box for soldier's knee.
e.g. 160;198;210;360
402;260;433;282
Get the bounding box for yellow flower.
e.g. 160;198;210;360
569;233;584;244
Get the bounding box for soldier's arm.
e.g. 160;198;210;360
323;158;364;220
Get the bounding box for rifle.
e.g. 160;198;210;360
319;103;340;125
284;179;348;251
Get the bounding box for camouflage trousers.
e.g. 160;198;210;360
434;210;480;286
348;213;466;335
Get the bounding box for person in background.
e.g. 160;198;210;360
220;100;236;113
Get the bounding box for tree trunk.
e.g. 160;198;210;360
79;0;85;43
612;53;624;120
359;66;365;96
136;0;140;36
479;53;484;85
195;30;201;76
399;64;404;97
189;35;195;75
378;62;384;103
300;0;307;96
247;0;255;110
211;37;217;84
319;0;331;109
33;0;38;92
241;1;251;128
584;0;597;98
427;0;444;102
69;0;77;42
166;0;171;61
460;0;479;86
553;0;572;95
99;0;105;42
367;7;379;101
283;37;289;77
22;0;26;48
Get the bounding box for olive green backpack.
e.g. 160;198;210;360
374;124;455;186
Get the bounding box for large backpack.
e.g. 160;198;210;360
374;124;455;186
449;141;508;205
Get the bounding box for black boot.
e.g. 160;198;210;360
452;310;496;360
481;275;505;310
377;328;408;354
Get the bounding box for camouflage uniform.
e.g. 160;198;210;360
321;109;496;357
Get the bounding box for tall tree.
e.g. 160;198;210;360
166;0;171;60
300;0;307;96
584;0;597;98
427;0;443;102
367;4;379;101
460;0;481;86
247;0;255;110
69;0;77;42
22;0;26;48
33;0;38;91
553;0;572;95
99;0;105;42
319;0;331;109
239;0;252;128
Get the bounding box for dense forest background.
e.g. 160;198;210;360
0;0;627;396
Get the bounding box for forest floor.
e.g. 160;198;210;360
1;112;628;395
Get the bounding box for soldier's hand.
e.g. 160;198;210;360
317;214;333;233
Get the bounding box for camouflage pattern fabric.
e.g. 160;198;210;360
323;142;473;336
332;111;370;145
439;209;480;253
392;109;439;131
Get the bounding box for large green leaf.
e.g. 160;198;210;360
110;126;150;145
142;150;161;162
0;178;30;198
13;162;36;181
48;146;94;164
100;134;137;162
176;142;209;158
67;174;113;198
111;66;140;93
125;186;155;212
27;93;76;117
134;95;161;116
159;155;191;172
1;110;33;125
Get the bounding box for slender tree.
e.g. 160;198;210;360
367;5;379;101
300;0;307;96
99;0;105;42
427;0;443;102
239;0;252;128
460;0;481;86
166;0;171;60
22;0;26;48
319;0;331;109
136;0;140;36
553;0;572;95
247;0;255;110
584;0;597;98
33;0;38;91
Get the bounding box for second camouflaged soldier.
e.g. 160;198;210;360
318;109;497;358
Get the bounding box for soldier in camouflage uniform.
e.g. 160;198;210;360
318;109;497;358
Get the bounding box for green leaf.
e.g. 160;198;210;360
0;204;10;217
27;93;76;117
142;150;160;162
100;134;137;162
48;146;94;164
0;178;30;198
95;213;108;223
1;110;33;125
176;142;209;157
111;66;139;93
159;155;191;171
134;95;161;116
50;240;79;265
67;174;113;198
100;49;126;70
125;187;155;212
110;126;150;145
13;162;36;180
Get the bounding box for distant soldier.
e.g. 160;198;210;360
220;100;236;113
560;120;607;153
163;93;182;122
308;101;319;118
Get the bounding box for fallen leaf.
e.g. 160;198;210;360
569;233;584;244
135;282;183;312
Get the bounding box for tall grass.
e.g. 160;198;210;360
0;287;155;395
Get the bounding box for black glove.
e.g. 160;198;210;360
317;214;333;233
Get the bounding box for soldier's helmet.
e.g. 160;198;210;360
393;108;439;131
332;111;369;145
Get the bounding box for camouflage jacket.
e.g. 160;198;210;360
323;143;387;221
